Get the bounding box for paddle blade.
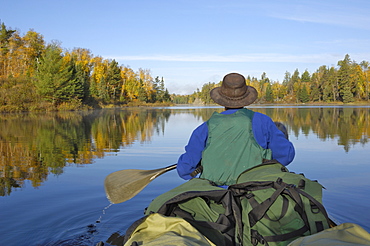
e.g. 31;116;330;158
104;164;177;204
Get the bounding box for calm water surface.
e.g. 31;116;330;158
0;106;369;245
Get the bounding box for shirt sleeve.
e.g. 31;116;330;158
252;112;295;166
177;122;208;180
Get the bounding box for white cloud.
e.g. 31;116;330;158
109;53;345;63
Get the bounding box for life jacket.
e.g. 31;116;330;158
200;108;272;186
141;161;332;246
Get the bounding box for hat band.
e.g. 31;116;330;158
219;90;249;101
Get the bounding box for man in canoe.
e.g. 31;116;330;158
177;72;295;186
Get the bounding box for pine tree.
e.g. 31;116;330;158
106;59;122;102
34;43;75;105
301;70;311;83
162;89;171;102
265;83;274;102
299;85;309;103
337;54;354;102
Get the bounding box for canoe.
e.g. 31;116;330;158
103;215;369;246
99;182;370;246
100;162;370;245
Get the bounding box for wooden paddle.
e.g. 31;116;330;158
104;164;177;204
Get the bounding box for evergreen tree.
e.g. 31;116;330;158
337;54;354;102
328;67;338;101
72;62;90;101
265;83;274;102
282;71;292;93
309;73;321;102
320;66;332;102
137;79;148;102
310;85;320;102
301;70;311;83
34;43;76;105
159;77;166;101
290;69;301;102
106;59;122;102
152;76;166;102
162;89;171;102
259;72;270;96
152;76;160;102
298;85;309;103
342;84;354;103
0;22;16;55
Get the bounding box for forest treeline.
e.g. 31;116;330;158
174;54;370;105
1;22;370;112
0;22;171;112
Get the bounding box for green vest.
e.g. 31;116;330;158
200;108;272;185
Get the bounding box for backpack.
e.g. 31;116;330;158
230;161;332;245
135;161;332;246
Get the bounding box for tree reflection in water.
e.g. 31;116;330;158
0;106;369;196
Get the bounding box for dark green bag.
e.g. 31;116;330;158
230;161;331;245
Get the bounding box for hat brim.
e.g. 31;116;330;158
210;86;258;108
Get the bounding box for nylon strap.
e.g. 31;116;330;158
248;184;287;227
263;224;309;242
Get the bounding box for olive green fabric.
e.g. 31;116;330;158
288;223;370;246
123;213;216;246
232;162;331;246
145;178;234;246
146;178;226;216
200;108;272;186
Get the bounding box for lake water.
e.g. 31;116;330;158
0;106;369;245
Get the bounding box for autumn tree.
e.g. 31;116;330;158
138;68;154;102
22;30;45;77
120;66;138;101
90;56;108;101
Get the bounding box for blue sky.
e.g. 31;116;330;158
2;0;370;94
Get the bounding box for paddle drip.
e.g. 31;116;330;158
96;203;113;224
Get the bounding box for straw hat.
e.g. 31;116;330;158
210;73;258;108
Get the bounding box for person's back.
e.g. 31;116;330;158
176;72;295;185
201;108;272;186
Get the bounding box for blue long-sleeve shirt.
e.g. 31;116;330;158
177;108;295;180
